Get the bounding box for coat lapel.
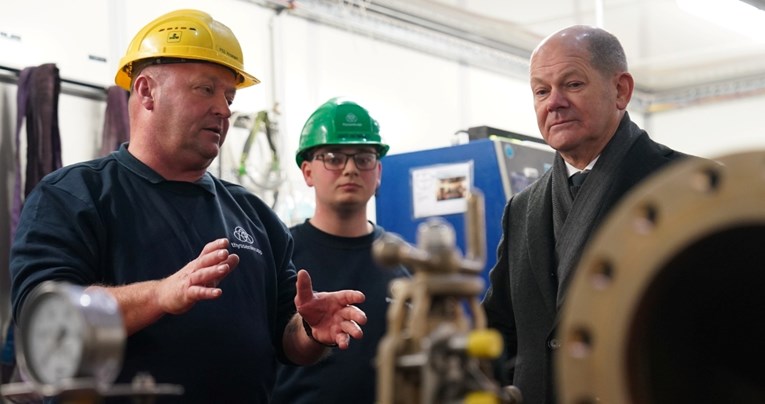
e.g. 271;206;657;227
526;173;559;317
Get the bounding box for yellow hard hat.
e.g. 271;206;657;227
114;9;260;91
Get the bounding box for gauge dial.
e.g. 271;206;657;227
16;281;125;393
25;292;86;384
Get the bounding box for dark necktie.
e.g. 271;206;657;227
569;170;590;198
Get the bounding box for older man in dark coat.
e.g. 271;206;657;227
482;25;691;404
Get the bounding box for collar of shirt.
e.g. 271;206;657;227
116;143;217;194
565;155;600;177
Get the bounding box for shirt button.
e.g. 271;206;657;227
547;338;561;350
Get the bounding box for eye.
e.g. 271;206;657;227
533;87;549;97
196;85;214;95
357;154;374;166
322;153;343;165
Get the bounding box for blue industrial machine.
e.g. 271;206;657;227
376;128;556;294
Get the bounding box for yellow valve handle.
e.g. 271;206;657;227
466;328;503;359
465;390;500;404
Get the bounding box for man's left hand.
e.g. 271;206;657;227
294;269;367;349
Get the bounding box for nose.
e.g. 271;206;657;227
343;157;360;175
546;88;569;112
213;93;232;119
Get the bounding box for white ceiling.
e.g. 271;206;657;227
256;0;765;111
426;0;765;109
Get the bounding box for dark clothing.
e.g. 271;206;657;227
11;63;62;241
272;220;410;404
482;114;690;404
10;143;298;403
18;63;62;202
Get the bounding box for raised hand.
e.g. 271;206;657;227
157;238;239;315
294;269;367;349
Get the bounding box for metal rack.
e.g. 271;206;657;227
0;65;108;102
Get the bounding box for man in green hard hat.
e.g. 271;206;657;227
272;97;410;403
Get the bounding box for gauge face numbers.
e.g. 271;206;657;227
24;292;85;385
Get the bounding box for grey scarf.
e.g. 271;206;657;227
551;114;642;306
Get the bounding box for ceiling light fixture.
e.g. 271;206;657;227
676;0;765;40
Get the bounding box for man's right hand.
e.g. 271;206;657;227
157;238;239;315
89;238;239;335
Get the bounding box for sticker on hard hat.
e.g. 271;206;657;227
219;48;241;62
167;32;181;43
342;113;363;127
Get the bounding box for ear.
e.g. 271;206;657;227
615;72;634;111
376;162;382;187
301;161;315;187
133;75;156;111
374;163;383;196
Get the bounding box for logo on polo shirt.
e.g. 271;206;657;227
233;226;254;243
231;226;262;255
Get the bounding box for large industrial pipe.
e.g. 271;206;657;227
557;151;765;404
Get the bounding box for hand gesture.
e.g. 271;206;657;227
157;238;239;315
294;269;367;349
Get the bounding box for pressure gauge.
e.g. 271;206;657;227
15;281;125;394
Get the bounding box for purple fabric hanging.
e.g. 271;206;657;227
11;63;62;240
10;68;33;243
4;63;62;384
99;85;130;156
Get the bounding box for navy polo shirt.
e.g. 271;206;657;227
10;144;298;403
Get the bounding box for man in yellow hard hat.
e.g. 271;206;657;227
10;10;367;403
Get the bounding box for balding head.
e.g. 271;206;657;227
532;25;628;78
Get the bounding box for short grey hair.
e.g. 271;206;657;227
585;27;628;76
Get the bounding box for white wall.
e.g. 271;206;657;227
646;93;765;158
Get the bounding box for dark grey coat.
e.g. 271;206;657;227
483;113;690;404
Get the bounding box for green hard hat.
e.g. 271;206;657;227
295;97;390;167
